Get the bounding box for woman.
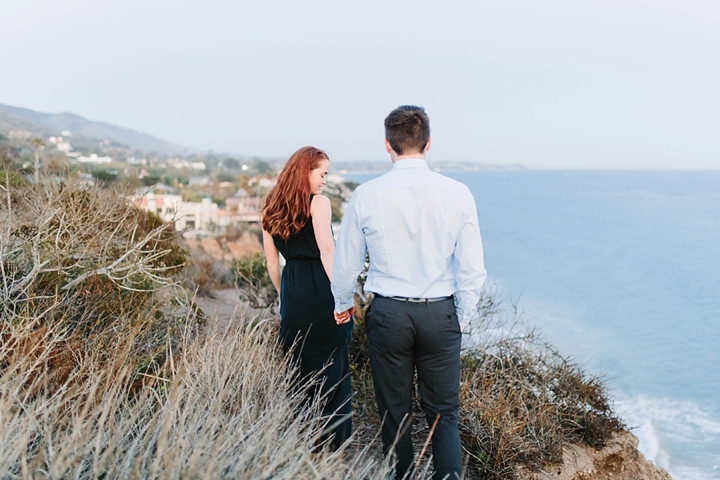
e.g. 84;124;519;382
261;146;352;450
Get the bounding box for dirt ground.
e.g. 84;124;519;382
192;287;255;331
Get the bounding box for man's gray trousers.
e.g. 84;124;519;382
365;295;462;480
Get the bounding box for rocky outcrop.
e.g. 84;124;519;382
516;431;671;480
184;230;262;261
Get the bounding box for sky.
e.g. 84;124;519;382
1;0;718;169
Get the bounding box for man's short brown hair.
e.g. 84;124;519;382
384;105;430;156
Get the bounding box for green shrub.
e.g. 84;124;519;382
180;247;235;297
230;251;278;309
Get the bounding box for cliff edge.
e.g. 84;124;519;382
517;431;671;480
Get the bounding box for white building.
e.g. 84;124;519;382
248;176;275;189
77;154;113;164
188;176;211;187
167;158;207;170
48;135;73;153
327;174;345;184
133;192;231;234
127;156;148;165
56;141;73;153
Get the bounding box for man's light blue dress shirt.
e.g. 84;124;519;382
332;159;487;329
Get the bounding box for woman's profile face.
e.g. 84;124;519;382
308;158;330;194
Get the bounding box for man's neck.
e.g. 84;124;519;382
391;153;426;164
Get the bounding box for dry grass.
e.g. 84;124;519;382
457;293;624;480
1;174;625;479
0;315;399;479
348;280;624;480
0;174;394;479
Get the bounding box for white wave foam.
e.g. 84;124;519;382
616;395;720;479
671;466;720;480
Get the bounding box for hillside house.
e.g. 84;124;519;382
133;192;235;235
77;154;112;164
225;188;261;222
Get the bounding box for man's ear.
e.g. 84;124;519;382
384;138;394;154
425;136;432;152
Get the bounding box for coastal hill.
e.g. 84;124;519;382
0;103;185;154
1;103;526;172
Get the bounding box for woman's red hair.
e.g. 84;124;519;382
262;146;328;240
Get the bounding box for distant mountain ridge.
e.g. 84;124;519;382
0;103;185;154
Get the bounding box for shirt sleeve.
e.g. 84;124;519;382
454;191;487;331
332;192;368;313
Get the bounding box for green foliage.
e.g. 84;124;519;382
216;172;236;183
253;159;274;175
0;169;26;187
140;170;162;186
329;196;344;222
222;157;241;170
162;174;178;186
181;189;203;202
230;251;278;309
91;168;119;183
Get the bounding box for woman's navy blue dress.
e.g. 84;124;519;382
273;212;352;449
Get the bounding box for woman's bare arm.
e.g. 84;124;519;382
262;229;282;294
311;195;335;282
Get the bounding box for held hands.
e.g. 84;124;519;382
334;307;354;325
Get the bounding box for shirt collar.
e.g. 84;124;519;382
391;158;429;171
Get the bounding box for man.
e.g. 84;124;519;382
332;105;487;479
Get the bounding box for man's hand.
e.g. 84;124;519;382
334;307;354;324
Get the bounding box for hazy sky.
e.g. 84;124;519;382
1;0;718;168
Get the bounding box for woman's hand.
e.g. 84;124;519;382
334;307;354;324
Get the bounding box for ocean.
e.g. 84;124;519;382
344;170;720;480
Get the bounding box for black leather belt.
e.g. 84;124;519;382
378;295;452;304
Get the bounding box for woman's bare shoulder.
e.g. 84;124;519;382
310;194;331;210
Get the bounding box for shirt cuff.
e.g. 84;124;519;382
334;299;355;313
456;303;478;332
